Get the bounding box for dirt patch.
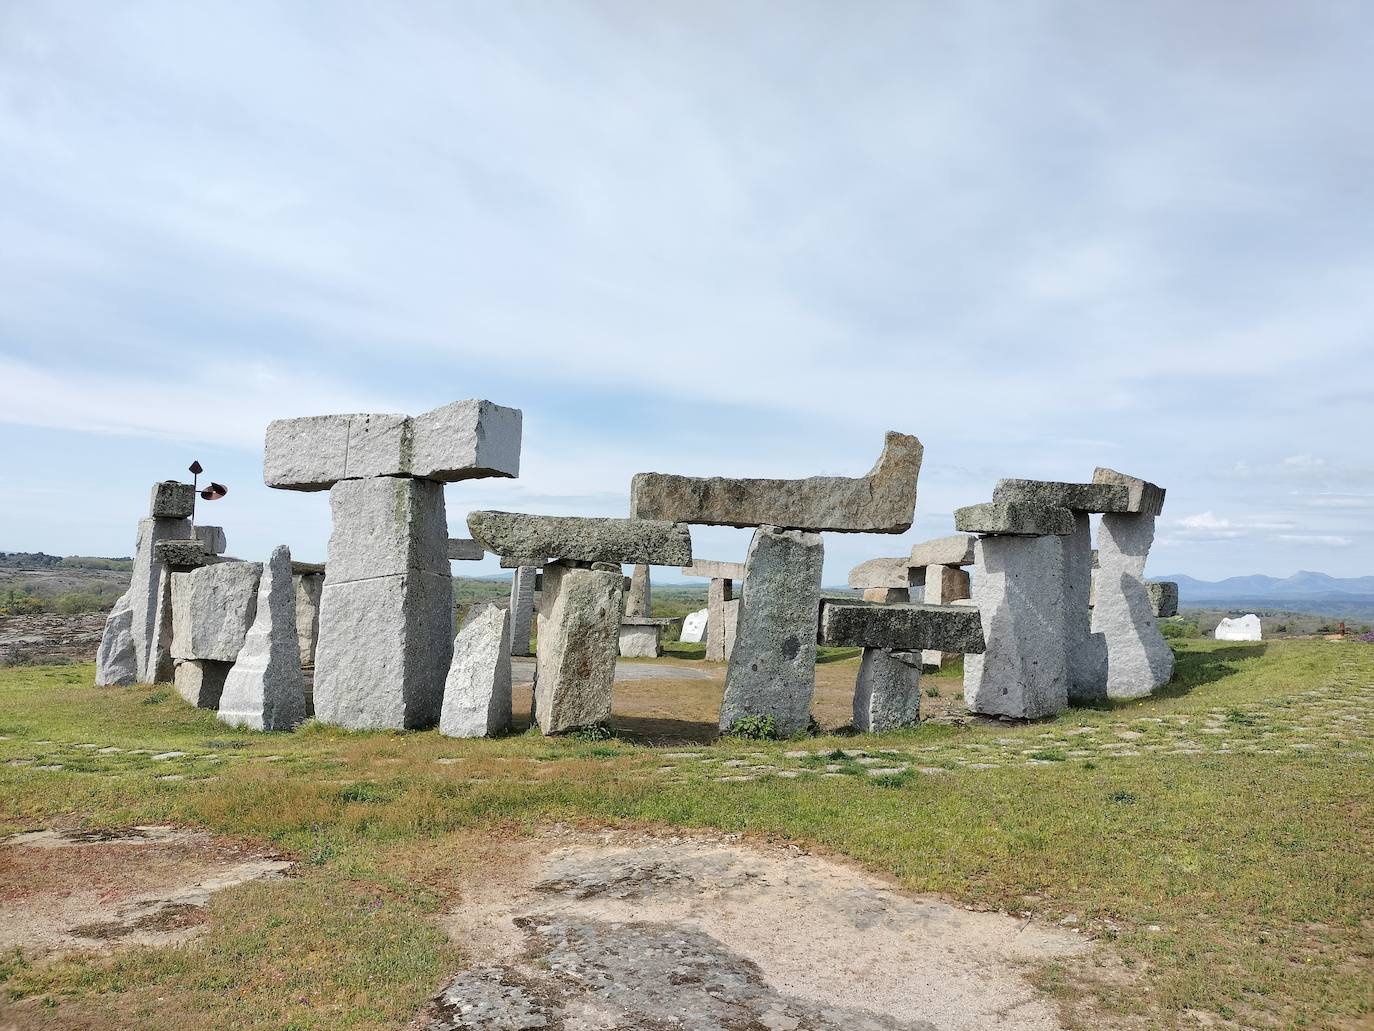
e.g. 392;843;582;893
0;825;291;953
418;827;1090;1030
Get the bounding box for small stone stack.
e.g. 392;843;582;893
625;564;652;617
956;501;1076;719
680;560;745;662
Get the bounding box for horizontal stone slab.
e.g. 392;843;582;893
153;539;214;570
1092;467;1166;516
467;512;693;566
291;561;326;576
447;537;484;561
819;601;986;653
992;479;1129;513
908;534;976;568
150;480;195;519
680;560;746;581
847;556;910;590
620;616;681;627
954;502;1075;537
630;431;922;533
264;399;521;491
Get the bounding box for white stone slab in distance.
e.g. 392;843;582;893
149;480;196;519
217;546;307;732
680;608;709;644
534;563;622;734
854;649;922;732
1215;614;1262;641
293;571;324;666
706;576;735;662
95;591;137;686
991;479;1129;513
1093;511;1174;698
439;603;512;738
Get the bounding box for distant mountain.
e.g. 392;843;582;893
1156;571;1374;603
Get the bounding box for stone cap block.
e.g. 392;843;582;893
620;616;681;627
954;502;1075;536
291;561;326;576
630;431;922;533
264;399;522;491
1092;467;1166;516
847;556;910;590
447;538;485;561
680;560;746;581
150;481;195;519
194;525;227;555
908;534;976;568
154;539;214;570
1147;581;1179;618
992;479;1129;513
468;512;692;566
818;601;985;654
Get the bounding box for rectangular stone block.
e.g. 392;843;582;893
721;598;740;662
447;538;484;561
326;477;449;584
170;560;262;662
863;587;909;604
412;399;522;481
680;560;746;581
618;622;663;658
174;658;232;709
706;576;734;662
819;602;985;653
1092;468;1166;516
847;556;910;590
508;565;537;657
195;525;227;555
1147;581;1179;618
467;511;692;566
631;432;923;533
534;564;621;734
954;501;1075;537
720;526;823;735
854;648;922;732
217;545;307;732
908;535;976;568
625;564;652;617
263;414;351;491
294;571;324;666
150;480;196;519
992;479;1130;513
439;603;512;738
130;516;195;683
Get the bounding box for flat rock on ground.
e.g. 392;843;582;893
419;827;1087;1031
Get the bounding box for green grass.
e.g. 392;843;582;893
0;639;1371;1029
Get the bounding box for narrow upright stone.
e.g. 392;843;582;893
129;514;195;683
706;576;734;661
534;562;622;734
853;649;922;732
720;526;823;736
626;564;652;617
507;565;537;657
439;603;512;738
293;570;324;666
217;546;307;731
1093;511;1174;698
1147;581;1179;618
921;563;972;669
95;591;137;686
1063;513;1107;704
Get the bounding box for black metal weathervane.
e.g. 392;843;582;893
187;460;228;524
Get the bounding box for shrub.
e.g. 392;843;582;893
727;714;780;741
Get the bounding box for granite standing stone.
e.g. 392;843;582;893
534;562;622;734
508;565;537;657
1215;614;1262;641
293;570;324;666
130;514;195;684
631;432;923;533
170;561;262;663
720;526;823;736
964;535;1069;719
1093;511;1174;698
721;598;740;660
626;564;652;618
217;546;307;731
1063;513;1108;704
174;659;232;709
853;649;923;732
618;617;677;659
439;603;512;738
94;591;137;686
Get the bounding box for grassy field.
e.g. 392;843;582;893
1;639;1371;1029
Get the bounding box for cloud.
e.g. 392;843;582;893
1274;535;1353;547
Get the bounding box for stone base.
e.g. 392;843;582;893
174;658;232;709
534;563;622;734
853;648;921;732
618;623;663;658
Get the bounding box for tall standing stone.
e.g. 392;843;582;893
508;565;537;657
95;591;137;686
1094;511;1174;698
439;603;512;738
625;564;652;617
217;546;307;731
128;497;195;683
706;577;734;662
720;526;823;736
1063;512;1107;703
534;562;622;734
293;568;325;666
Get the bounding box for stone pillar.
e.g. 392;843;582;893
706;577;734;662
314;477;453;730
533;561;622;734
1093;512;1174;698
508;565;537;657
218;546;307;731
1064;513;1108;703
921;564;971;668
963;535;1069;719
127;482;196;683
625;563;652;617
721;598;740;662
720;525;823;736
293;570;324;667
853;649;922;732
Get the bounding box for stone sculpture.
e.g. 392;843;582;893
1215;614;1262;641
439;603;512;738
217;546;307;731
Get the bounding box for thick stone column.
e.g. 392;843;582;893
508;565;537;657
534;561;622;734
1093;512;1174;698
720;525;823;736
314;477;453;729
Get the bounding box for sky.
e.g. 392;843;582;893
1;1;1371;584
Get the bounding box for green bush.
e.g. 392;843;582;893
727;714;780;741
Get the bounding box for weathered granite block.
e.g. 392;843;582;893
447;538;485;561
680;607;709;644
150;480;196;519
326;477;449;584
195;525;227;555
819;602;986;653
680;560;747;581
1092;512;1174;698
618;617;676;658
439;603;512;738
218;546;307;731
625;564;652;617
534;563;622;734
154;538;213;570
853;648;922;732
467;512;692;566
412;399;522;482
706;576;734;662
720;526;823;736
508;565;537;657
921;564;972;668
95;591;137;686
992;479;1129;513
170;560;262;662
954;502;1075;537
908;534;976;568
130;515;195;683
1147;581;1179;618
1063;513;1107;704
864;587;909;604
721;598;740;660
964;535;1069;719
631;432;923;533
847;556;910;590
294;571;324;666
1215;614;1262;641
174;658;232;709
263;414;351;491
1092;468;1166;516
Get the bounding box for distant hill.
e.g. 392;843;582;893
1156;571;1374;602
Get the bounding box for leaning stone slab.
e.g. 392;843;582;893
853;649;922;732
95;591;137;686
174;658;232;709
847;556;910;590
326;476;449;584
447;538;484;561
819;602;985;653
293;570;324;666
863;587;908;604
171;560;262;662
439;603;512;738
1147;581;1179;618
467;512;692;566
1092;468;1166;516
909;534;976;569
217;546;307;731
149;480;195;519
720;526;823;736
631;432;923;533
680;560;746;581
1093;512;1174;697
992;479;1129;513
954;502;1075;537
534;563;622;734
